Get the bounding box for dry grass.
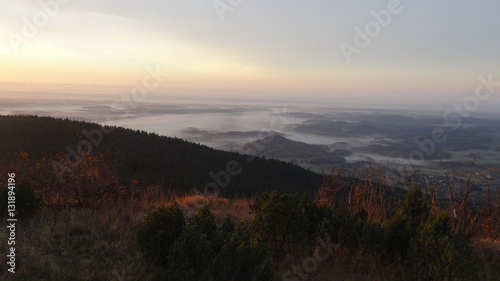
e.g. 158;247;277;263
0;189;254;281
176;194;254;224
472;239;500;281
1;201;153;281
2;189;500;281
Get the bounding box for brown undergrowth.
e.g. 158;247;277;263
0;186;253;281
1;188;499;281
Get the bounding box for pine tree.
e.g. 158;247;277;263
137;203;185;266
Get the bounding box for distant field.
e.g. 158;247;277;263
447;150;500;166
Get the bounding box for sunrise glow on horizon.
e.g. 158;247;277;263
1;0;499;103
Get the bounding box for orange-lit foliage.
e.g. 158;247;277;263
0;150;127;207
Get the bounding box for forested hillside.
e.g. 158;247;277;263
0;115;322;198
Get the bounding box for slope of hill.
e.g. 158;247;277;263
242;135;348;166
0;115;322;197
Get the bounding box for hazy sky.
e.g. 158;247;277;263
1;0;499;103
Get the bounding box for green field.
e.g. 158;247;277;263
447;150;500;166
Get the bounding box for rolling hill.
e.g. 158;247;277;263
242;135;348;166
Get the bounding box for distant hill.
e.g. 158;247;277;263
0;115;322;196
242;135;347;166
242;135;328;159
183;127;286;139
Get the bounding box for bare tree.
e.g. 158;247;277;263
440;153;483;235
315;163;393;222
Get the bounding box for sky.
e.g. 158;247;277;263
1;0;500;104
